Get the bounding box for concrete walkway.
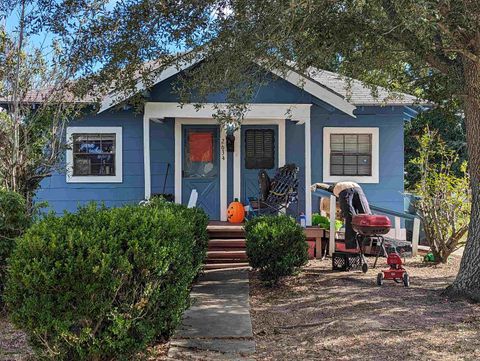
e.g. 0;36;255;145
168;269;255;360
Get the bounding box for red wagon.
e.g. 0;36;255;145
352;214;410;287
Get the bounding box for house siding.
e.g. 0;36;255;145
310;105;405;214
37;70;406;217
36;110;145;214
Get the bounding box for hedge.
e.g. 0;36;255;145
245;215;308;285
0;188;30;299
4;200;208;360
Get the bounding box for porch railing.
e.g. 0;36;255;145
311;189;421;257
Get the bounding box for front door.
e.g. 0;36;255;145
241;125;278;203
182;125;220;219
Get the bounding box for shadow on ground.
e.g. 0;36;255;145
250;255;480;361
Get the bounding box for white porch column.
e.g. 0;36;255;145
174;119;182;204
143;113;151;200
304;118;312;225
278;119;286;167
220;126;228;221
233;127;241;200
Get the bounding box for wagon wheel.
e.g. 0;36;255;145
403;272;410;287
362;262;368;273
376;272;384;286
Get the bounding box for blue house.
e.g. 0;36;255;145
36;60;418;225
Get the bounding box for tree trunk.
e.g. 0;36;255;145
444;58;480;302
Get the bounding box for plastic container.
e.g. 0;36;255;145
299;213;307;228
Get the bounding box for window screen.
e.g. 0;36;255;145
245;129;275;169
330;134;372;176
72;133;116;176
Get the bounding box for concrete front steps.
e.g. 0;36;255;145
205;222;250;270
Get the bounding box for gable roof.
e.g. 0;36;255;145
306;68;419;106
99;57;358;116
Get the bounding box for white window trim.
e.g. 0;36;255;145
66;126;123;183
323;127;379;184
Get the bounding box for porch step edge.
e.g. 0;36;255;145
203;262;251;270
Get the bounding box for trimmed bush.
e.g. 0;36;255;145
245;215;308;285
0;189;30;297
4;200;208;360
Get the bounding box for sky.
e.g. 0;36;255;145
2;0;123;61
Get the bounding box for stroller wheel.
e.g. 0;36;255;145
362;262;368;273
376;272;384;286
403;272;410;287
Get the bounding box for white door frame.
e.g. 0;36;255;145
174;118;227;220
143;102;312;223
233;119;286;201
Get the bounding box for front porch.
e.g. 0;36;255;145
143;102;313;223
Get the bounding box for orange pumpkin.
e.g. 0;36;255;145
227;199;245;223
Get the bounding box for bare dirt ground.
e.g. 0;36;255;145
250;255;480;361
0;314;170;361
0;315;33;361
3;256;479;361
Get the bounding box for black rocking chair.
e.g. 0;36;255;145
247;164;300;217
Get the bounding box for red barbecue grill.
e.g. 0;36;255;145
352;214;410;287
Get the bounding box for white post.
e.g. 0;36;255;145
143;112;151;200
305;119;312;225
329;194;336;257
394;216;401;239
412;217;420;257
233;127;241;200
220;126;227;221
174;119;182;204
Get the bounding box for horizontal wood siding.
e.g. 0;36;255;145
36;68;406;217
36;110;145;214
310;105;405;214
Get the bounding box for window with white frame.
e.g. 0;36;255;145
66;127;123;183
323;127;379;183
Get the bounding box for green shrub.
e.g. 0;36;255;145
4;200;208;360
0;188;30;297
245;215;308;285
311;213;343;231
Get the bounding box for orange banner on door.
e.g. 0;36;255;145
189;132;213;162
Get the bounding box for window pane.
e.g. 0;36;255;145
358;155;371;166
344;155;357;165
72;133;116;176
358;142;371;153
344;165;358;175
101;134;115;153
358;165;371;175
331;134;344;144
331;155;344;165
330;142;344;152
344;134;357;144
358;134;371;143
329;132;372;176
74;156;91;175
331;164;344;175
344;142;358;153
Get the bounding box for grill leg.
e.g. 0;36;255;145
373;236;386;269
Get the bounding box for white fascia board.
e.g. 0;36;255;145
98;57;202;113
144;102;312;123
268;67;357;118
99;55;356;117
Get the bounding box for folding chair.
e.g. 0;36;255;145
247;164;299;217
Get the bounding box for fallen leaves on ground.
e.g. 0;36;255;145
250;256;480;361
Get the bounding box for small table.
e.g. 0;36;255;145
304;226;325;259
